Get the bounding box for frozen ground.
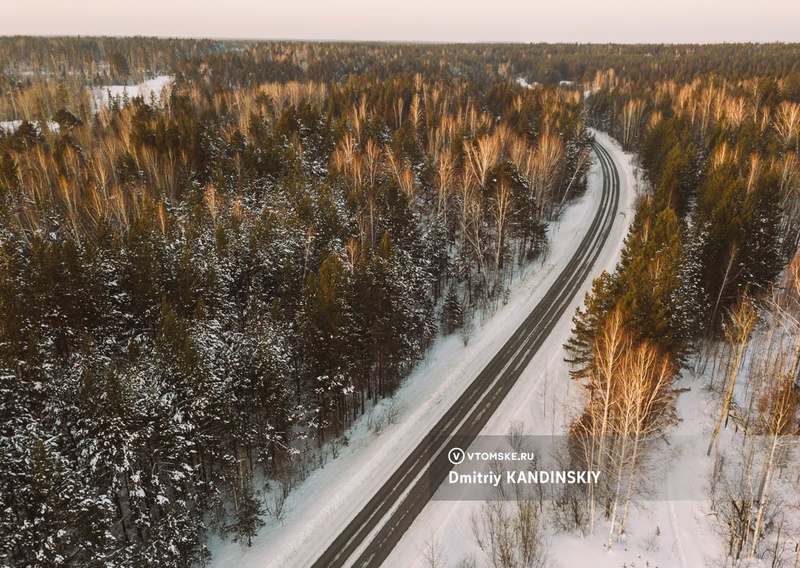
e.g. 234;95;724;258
91;75;172;110
538;370;726;568
207;131;638;568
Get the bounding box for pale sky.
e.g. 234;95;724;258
2;0;799;43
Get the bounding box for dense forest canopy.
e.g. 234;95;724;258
1;37;799;567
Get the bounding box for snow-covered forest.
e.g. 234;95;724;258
1;38;800;567
570;70;800;566
0;38;593;566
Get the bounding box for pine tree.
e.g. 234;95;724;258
617;207;688;362
441;286;464;335
228;482;265;547
565;271;621;379
654;142;697;219
299;252;352;441
741;168;784;294
695;160;748;325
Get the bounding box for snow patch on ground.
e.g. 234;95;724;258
1;76;173;127
0;120;23;133
516;77;532;89
91;75;173;110
544;370;725;568
0;120;59;134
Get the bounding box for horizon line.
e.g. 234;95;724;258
1;34;798;47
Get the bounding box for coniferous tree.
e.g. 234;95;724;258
228;481;265;547
441;286;465;336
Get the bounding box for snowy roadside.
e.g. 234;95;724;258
206;132;634;568
542;369;725;568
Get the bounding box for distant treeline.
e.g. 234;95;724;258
3;37;800;92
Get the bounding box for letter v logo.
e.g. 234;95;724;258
448;447;465;465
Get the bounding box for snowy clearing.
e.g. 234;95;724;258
91;75;173;110
0;76;173;127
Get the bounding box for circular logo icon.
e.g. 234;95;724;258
448;447;465;465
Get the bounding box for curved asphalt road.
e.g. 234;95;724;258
311;137;621;568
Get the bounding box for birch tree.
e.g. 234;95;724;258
708;296;759;455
